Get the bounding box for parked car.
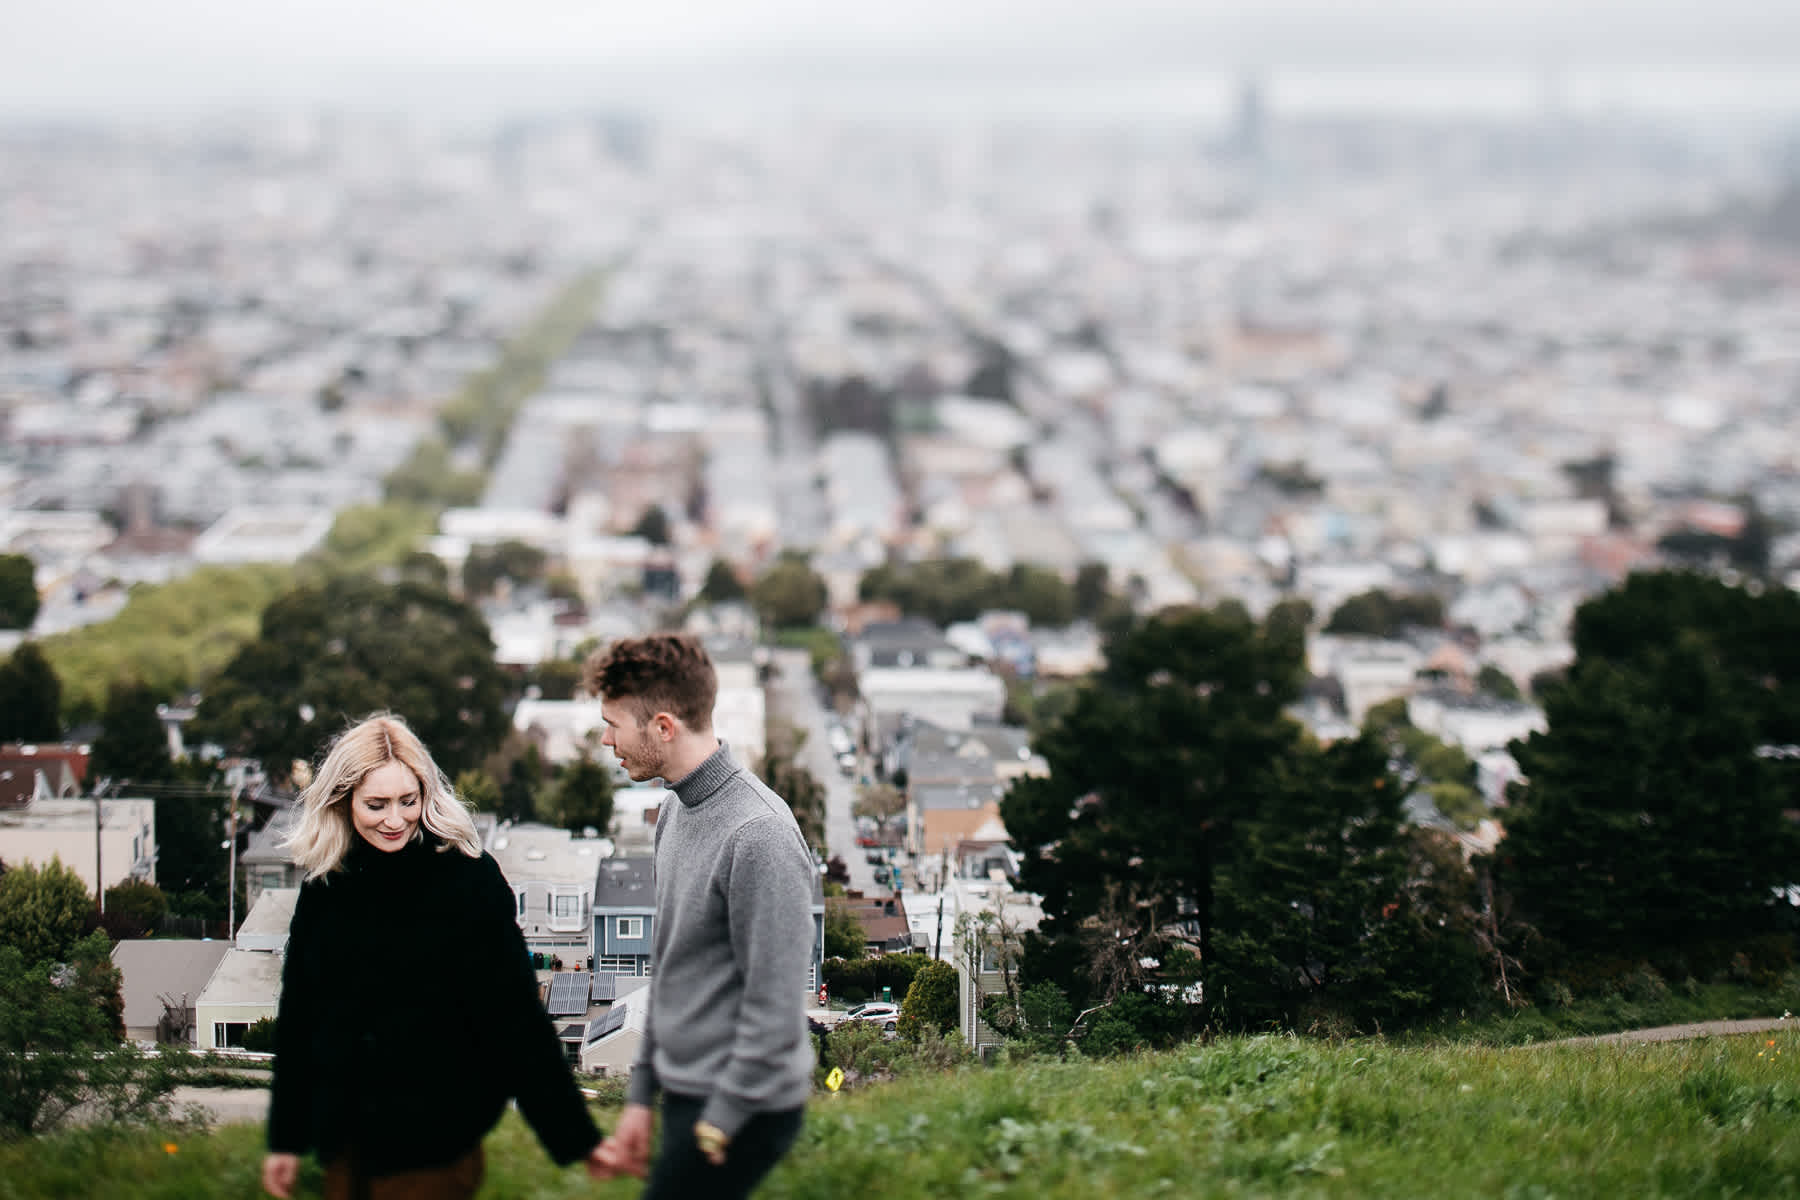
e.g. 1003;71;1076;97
845;1001;900;1032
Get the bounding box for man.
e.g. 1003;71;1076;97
585;633;815;1199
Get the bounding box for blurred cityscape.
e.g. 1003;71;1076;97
4;91;1797;659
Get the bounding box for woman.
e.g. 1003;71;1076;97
262;714;608;1199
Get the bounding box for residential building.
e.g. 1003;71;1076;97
489;822;608;964
0;795;155;895
112;939;232;1045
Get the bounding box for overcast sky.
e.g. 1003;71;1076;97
3;1;1798;120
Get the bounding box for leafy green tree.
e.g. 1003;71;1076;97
0;553;39;629
853;783;906;843
759;730;827;848
1001;603;1307;977
1264;596;1314;655
1501;635;1799;959
90;679;175;784
751;555;828;630
500;744;546;824
897;958;959;1040
101;879;168;940
527;657;584;701
0;859;93;967
824;899;867;960
0;932;176;1137
191;576;512;779
698;558;747;606
151;790;230;915
1005;564;1075;628
1324;589;1444;637
461;539;548;598
630;505;672;547
454;769;500;813
1475;664;1523;702
240;1015;278;1054
548;754;614;834
0;641;61;742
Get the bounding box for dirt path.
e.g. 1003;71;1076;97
1548;1016;1793;1047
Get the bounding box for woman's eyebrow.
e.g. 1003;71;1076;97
359;790;420;804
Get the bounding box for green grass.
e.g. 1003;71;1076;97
9;1029;1800;1198
1410;977;1800;1046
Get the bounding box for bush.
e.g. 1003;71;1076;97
898;960;959;1041
239;1017;278;1055
824;953;928;1005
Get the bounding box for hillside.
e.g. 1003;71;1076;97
6;1030;1799;1198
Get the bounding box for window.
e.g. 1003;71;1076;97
595;955;636;974
515;890;527;918
555;894;580;919
214;1021;249;1049
616;917;643;940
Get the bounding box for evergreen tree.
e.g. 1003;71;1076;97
90;680;175;784
549;754;614;834
0;553;38;630
698;558;747;606
0;642;61;742
1501;636;1798;957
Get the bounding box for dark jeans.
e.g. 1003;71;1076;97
644;1092;805;1200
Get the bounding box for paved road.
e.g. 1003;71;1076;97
766;647;879;894
1548;1016;1793;1048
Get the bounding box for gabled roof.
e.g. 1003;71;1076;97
112;939;233;1032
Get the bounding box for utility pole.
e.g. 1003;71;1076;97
934;895;944;960
94;786;104;916
226;781;242;938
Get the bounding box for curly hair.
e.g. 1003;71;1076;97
581;633;717;730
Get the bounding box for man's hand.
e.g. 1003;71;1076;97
595;1103;653;1179
262;1153;300;1198
585;1140;617;1181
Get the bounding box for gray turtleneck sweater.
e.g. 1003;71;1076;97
626;743;817;1136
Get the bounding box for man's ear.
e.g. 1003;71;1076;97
653;713;678;742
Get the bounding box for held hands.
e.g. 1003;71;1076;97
588;1102;653;1180
262;1153;300;1198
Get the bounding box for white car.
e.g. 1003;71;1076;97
844;1001;900;1031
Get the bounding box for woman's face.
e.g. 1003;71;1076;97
350;760;423;852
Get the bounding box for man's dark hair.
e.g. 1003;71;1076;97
582;634;717;730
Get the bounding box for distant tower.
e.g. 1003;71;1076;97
1231;74;1266;161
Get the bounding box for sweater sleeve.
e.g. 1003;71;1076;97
477;854;603;1165
266;881;318;1155
624;995;659;1107
698;818;815;1138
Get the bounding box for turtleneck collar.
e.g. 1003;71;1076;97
344;828;437;874
669;742;738;809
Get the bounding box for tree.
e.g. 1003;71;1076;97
1000;603;1307;979
0;932;177;1138
461;539;548;599
0;859;93;968
1323;589;1444;638
1500;636;1799;960
90;679;175;784
630;505;672;547
1475;664;1523;702
824;899;867;960
0;552;39;630
191;576;513;779
527;657;584;701
897;958;959;1040
1072;562;1111;622
1208;735;1483;1031
853;783;906;843
101;879;168;940
548;754;614;834
750;555;828;631
759;728;827;848
1004;564;1075;629
454;769;500;813
240;1015;279;1054
0;641;61;742
698;558;747;607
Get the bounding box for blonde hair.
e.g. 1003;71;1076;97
285;712;483;880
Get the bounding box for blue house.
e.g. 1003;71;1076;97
591;854;827;997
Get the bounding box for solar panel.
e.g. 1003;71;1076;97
585;1005;628;1044
546;972;591;1016
590;974;616;1002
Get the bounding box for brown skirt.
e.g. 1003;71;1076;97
323;1145;485;1200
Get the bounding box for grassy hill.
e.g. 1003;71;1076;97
5;1029;1799;1198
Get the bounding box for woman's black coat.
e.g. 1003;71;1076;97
266;832;599;1176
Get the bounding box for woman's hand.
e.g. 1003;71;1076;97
262;1153;300;1198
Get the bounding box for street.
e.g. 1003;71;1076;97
765;646;880;895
